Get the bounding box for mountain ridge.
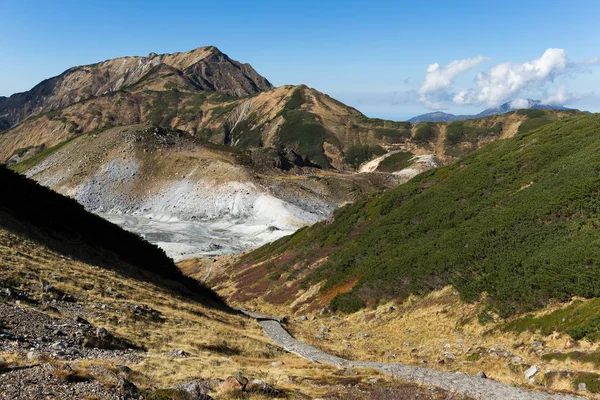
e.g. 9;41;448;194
408;99;577;123
0;46;273;129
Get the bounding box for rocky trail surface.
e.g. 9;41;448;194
239;311;583;400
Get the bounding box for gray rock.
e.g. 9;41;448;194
320;326;329;333
172;380;213;399
41;281;53;293
174;349;189;357
26;351;40;360
578;382;587;391
96;327;109;338
476;371;487;379
271;361;283;367
524;365;538;379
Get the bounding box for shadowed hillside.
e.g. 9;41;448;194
0;165;222;305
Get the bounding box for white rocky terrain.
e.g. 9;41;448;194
359;151;439;179
22;126;400;261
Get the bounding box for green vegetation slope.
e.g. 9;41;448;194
239;113;600;318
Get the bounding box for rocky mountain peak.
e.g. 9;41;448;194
0;46;273;128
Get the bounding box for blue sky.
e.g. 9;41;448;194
1;0;599;120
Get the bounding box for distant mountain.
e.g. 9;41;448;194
406;111;459;123
408;99;577;123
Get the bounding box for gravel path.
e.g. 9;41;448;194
199;257;212;282
246;315;584;400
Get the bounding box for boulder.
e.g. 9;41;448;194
220;375;248;392
245;379;284;396
173;380;213;399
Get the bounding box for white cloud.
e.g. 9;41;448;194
456;48;570;106
453;89;476;105
418;56;488;109
541;86;581;105
509;99;531;109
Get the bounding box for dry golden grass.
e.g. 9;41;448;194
228;285;599;398
0;227;399;397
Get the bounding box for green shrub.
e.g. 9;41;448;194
516;109;546;118
518;118;551;133
414;123;434;142
285;88;305;110
344;145;385;169
330;292;366;313
376;151;414;173
574;372;600;393
11;137;80;173
542;351;600;367
277;110;332;168
374;127;411;140
445;122;466;145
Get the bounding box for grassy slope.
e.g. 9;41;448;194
245;113;600;318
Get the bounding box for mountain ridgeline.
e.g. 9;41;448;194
408;99;577;123
233;114;600;320
0;46;272;129
0;47;585;172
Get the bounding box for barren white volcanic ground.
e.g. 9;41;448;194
97;192;322;261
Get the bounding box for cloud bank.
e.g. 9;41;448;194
418;48;598;109
418;56;488;109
